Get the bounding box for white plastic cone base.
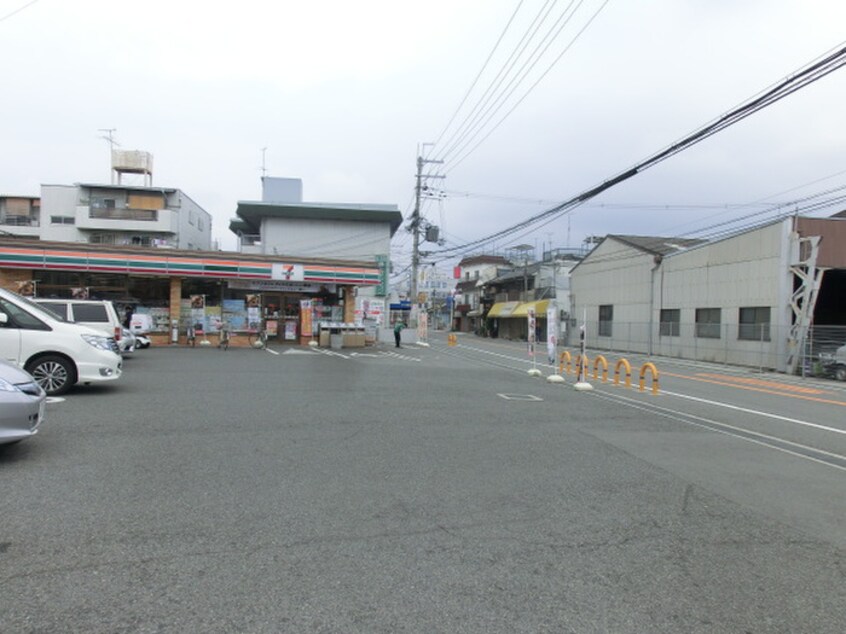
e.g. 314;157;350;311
527;368;542;377
308;340;318;347
574;381;594;391
546;374;565;384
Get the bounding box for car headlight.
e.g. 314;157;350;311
0;377;22;392
81;334;114;351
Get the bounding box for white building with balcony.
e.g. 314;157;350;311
33;182;212;250
0;195;41;239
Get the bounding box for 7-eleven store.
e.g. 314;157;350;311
0;239;382;347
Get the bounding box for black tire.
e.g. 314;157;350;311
835;366;846;382
26;355;76;396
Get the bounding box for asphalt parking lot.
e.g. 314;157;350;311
2;344;844;633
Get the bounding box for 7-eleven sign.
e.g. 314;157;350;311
272;263;304;281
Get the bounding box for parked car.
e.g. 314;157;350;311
135;334;151;349
33;298;123;349
819;344;846;381
0;288;122;396
0;358;45;445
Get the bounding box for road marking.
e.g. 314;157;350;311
379;351;422;362
349;352;381;358
662;390;846;436
497;393;543;401
282;349;314;355
45;397;65;404
662;370;846;407
592;390;846;472
266;348;280;355
315;348;350;359
692;372;826;394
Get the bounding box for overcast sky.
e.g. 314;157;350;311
2;0;846;270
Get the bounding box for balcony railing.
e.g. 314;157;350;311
89;207;158;221
1;216;40;227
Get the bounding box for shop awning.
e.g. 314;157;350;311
511;300;551;318
487;301;520;318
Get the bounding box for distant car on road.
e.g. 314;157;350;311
0;358;45;445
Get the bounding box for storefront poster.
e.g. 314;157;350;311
284;321;297;340
222;299;248;331
190;295;206;333
206;306;222;333
265;319;278;337
300;299;313;337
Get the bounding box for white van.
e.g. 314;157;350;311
33;299;123;343
0;288;122;395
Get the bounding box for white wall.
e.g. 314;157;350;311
261;217;390;262
175;191;212;250
40;185;83;242
570;222;793;369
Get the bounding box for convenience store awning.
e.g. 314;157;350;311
487;301;520;318
511;300;550;318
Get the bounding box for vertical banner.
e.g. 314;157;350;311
375;254;389;297
246;294;261;331
546;303;558;364
417;310;428;344
300;299;313;338
190;295;206;333
527;308;536;357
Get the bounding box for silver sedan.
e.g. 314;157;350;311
0;359;45;445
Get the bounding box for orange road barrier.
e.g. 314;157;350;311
592;355;609;382
614;358;632;389
447;333;457;347
639;362;660;395
574;354;590;381
558;350;572;375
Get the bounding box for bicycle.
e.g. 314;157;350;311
218;324;230;350
248;327;267;349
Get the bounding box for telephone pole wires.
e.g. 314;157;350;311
410;152;444;305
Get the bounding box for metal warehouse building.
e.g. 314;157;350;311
569;216;846;373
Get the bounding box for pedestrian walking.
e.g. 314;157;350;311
393;320;406;348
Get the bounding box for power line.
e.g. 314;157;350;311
0;0;39;23
435;0;563;162
427;0;526;158
426;39;846;258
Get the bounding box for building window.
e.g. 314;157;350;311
659;309;680;336
598;304;613;337
189;210;196;226
738;306;770;341
198;216;204;231
695;307;721;339
50;216;75;225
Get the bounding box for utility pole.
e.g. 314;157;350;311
410;151;444;306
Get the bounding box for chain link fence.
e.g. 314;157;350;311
569;320;846;377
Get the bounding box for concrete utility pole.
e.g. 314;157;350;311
410;153;444;305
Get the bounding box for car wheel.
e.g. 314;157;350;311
835;366;846;382
26;355;75;396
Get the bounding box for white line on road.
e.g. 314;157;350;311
662;389;846;436
592;390;846;472
266;348;280;355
